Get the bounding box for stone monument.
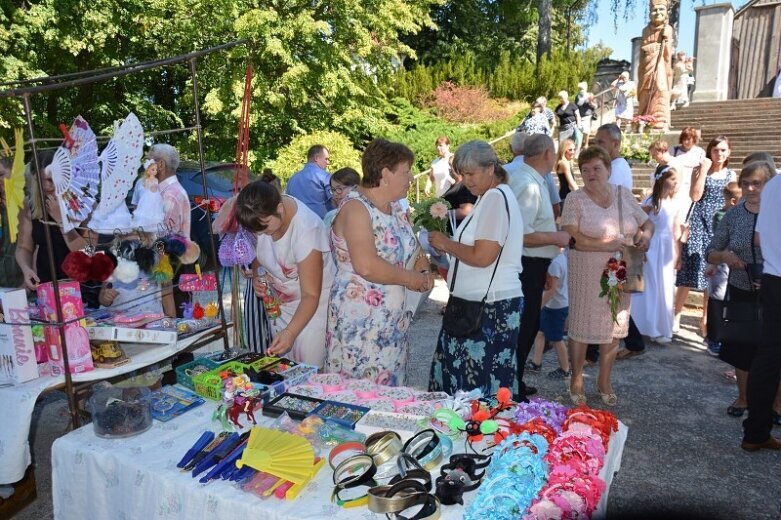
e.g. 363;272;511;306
637;0;674;129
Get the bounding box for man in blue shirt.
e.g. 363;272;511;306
285;145;333;218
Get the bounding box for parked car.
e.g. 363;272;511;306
176;162;256;270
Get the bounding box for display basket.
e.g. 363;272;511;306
175;358;220;391
192;361;249;400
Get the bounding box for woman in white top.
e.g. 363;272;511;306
235;180;335;367
427;140;525;396
428;136;456;197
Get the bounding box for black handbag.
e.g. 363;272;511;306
707;286;762;344
707;213;762;344
442;189;510;337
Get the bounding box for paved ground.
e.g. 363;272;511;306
11;279;781;519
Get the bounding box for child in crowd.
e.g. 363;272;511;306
631;166;683;343
526;248;571;379
323;167;360;229
704;181;742;357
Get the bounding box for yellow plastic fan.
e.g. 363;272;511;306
235;427;315;484
4;129;26;243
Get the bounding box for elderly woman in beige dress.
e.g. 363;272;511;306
561;146;654;406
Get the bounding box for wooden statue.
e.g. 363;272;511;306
638;0;674;129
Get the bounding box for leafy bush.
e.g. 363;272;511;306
267;131;362;185
426;82;517;124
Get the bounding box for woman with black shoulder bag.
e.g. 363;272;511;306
427;141;525;396
706;160;781;422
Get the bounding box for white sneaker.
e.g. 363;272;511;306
672;314;681;334
654;336;672;344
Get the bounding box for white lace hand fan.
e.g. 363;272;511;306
88;113;144;233
49;116;100;232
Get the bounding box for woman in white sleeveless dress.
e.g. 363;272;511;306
428;136;455;197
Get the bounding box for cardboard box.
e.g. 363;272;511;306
0;289;39;385
85;325;177;345
36;281;93;375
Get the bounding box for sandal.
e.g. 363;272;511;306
598;391;618;407
569;392;587;406
727;405;746;417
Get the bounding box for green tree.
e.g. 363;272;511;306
0;0;439;169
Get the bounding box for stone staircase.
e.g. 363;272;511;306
670;98;781;167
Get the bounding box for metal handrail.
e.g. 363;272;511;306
411;129;516;202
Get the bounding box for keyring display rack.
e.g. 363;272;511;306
0;40;250;428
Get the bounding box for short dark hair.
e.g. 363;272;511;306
705;135;731;167
739;160;776;185
578;145;612;172
234;180;282;233
361;139;414;189
332;167;360;186
307;145;328;162
679;127;699;145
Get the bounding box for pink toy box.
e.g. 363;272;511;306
36;280;93;375
0;289;39;385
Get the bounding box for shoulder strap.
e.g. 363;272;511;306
448;187;511;299
617;185;625;238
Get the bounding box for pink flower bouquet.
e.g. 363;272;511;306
411;197;451;233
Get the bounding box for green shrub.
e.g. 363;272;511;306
267;131;362;185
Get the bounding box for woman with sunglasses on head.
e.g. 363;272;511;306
556;138;578;203
234;180;335;367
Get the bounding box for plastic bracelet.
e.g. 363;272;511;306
389;469;432;492
388;493;441;520
418;435;451;471
329;441;367;470
333;454;377;489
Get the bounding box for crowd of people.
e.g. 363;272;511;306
5;96;778;453
231;117;779;451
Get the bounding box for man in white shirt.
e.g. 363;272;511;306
506;132;561;218
742;172;781;451
593;123;633;190
507;134;570;400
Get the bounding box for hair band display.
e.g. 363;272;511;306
403;429;439;461
329;441;367;470
333;454;377;489
387;492;441;520
366;431;403;467
367;479;428;514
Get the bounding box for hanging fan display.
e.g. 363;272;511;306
2;128;25;243
234;427;315;484
47;116;100;232
89;113;144;233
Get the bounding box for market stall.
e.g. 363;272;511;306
0;326;224;485
51;371;627;520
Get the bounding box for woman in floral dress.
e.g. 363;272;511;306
561;146;653;406
326;139;434;386
674;136;736;331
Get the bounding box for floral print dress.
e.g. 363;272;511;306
676;169;735;290
325;191;417;386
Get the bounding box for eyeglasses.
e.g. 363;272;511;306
330;184;353;194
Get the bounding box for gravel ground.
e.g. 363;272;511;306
12;279;781;519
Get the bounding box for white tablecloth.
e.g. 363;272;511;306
1;328;222;484
52;398;627;520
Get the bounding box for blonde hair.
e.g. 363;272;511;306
25;151;54;221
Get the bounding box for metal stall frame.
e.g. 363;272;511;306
0;40;248;428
